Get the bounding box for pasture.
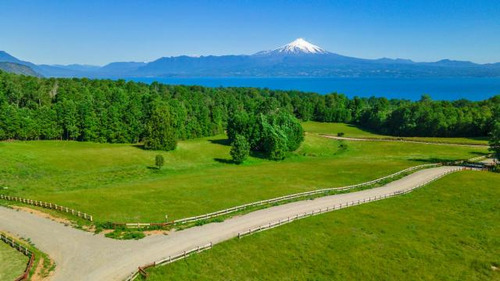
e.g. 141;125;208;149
0;122;489;222
146;171;500;281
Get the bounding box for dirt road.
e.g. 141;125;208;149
321;135;489;147
0;166;462;281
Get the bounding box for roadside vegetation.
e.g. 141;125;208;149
0;232;55;281
0;240;27;281
146;171;500;281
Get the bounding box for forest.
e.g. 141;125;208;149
0;71;498;148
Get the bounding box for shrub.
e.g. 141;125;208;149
155;154;165;169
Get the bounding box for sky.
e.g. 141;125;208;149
0;0;499;65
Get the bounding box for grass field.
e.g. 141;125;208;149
146;171;500;281
0;241;28;281
0;122;489;222
302;122;489;145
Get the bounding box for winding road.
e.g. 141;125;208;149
0;166;465;281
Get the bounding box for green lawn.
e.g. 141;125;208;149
302;121;489;145
0;122;489;222
0;241;28;281
146;171;500;281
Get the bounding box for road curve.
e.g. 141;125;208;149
0;166;463;281
321;135;489;148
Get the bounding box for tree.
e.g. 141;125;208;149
230;135;250;164
155;154;165;170
144;101;177;151
267;132;287;160
489;121;500;159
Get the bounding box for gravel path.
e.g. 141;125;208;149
0;166;462;281
321;135;489;147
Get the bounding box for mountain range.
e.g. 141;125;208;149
1;38;500;78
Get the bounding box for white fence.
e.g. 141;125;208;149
124;166;466;280
0;194;93;221
124;242;213;281
174;163;440;225
237;167;463;238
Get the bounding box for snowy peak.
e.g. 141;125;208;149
254;38;329;56
277;38;328;54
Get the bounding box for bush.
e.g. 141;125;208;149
492;165;500;173
230;135;250;164
337;132;345;137
155;154;165;169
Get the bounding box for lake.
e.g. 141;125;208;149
130;77;500;101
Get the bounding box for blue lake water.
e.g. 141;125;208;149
130;77;500;101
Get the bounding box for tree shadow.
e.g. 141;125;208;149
214;158;235;164
132;144;147;150
146;166;159;170
249;150;269;160
410;157;463;164
469;151;489;156
208;139;231;146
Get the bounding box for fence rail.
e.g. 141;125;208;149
0;194;93;221
1;233;36;281
173;163;440;225
123;166;468;280
124;242;213;281
237;167;464;238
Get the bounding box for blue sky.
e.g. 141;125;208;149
1;0;499;65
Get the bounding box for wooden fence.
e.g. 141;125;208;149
1;233;36;281
123;166;466;280
124;242;213;281
0;194;93;221
172;163;440;225
237;167;464;238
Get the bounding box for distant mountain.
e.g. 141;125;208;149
1;38;500;78
99;62;146;76
0;62;42;77
255;38;330;55
0;50;23;63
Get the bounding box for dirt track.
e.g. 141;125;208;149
321;135;489;147
0;166;463;281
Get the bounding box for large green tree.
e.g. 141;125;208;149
230;134;250;164
144;101;177;151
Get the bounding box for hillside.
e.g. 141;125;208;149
0;62;42;77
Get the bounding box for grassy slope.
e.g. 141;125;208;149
303;121;489;145
147;171;500;281
0;241;28;281
0;122;489;222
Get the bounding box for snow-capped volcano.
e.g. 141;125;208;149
256;38;329;55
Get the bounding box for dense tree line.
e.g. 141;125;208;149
0;71;498;149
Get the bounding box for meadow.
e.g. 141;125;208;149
0;241;27;281
0;122;489;222
146;171;500;281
